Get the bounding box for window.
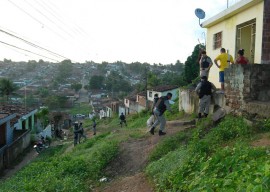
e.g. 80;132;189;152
213;32;222;50
236;19;256;63
149;92;152;98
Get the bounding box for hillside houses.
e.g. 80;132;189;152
88;85;179;119
0;105;38;172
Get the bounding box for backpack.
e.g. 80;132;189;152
199;81;212;99
155;96;167;115
201;56;210;69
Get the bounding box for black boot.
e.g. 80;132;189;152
159;130;166;136
198;113;202;119
149;127;155;135
204;113;208;118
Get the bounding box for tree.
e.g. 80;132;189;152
147;72;161;88
71;83;82;92
0;78;18;101
89;75;104;89
36;108;49;129
56;60;73;83
184;44;205;83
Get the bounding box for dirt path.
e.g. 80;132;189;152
94;120;195;192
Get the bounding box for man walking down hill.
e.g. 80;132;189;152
149;92;173;136
195;76;216;118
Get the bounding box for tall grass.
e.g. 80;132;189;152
0;133;119;192
146;116;270;191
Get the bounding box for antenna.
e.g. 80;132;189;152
195;8;205;27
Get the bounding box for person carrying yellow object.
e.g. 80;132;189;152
214;48;234;93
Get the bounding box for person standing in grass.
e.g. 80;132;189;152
93;119;97;135
79;122;87;139
119;112;127;127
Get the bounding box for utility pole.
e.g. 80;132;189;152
145;66;148;110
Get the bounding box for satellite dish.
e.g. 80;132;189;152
195;8;205;27
195;8;205;19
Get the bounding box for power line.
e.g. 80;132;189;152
35;0;83;37
0;28;69;60
44;0;90;37
24;0;76;39
0;40;60;62
8;0;67;41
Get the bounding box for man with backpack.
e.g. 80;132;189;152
195;76;216;118
149;92;173;136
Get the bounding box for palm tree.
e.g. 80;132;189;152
0;78;18;101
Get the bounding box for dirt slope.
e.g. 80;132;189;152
94;120;195;192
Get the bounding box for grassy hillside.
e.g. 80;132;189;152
2;105;270;191
0;133;119;192
146;116;270;191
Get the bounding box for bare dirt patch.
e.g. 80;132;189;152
251;133;270;147
94;120;194;192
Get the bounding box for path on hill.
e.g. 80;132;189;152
94;120;195;192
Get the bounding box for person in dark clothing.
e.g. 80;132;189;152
147;93;159;128
195;76;216;118
92;119;97;135
149;92;173;136
79;122;87;139
119;112;127;127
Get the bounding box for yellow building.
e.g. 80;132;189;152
202;0;270;88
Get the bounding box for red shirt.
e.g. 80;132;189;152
236;56;248;64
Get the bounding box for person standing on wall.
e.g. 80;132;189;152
199;50;213;78
149;92;173;136
195;76;217;118
214;48;234;93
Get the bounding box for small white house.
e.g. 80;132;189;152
147;85;179;102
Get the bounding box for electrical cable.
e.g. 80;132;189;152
0;40;60;62
24;0;75;39
8;0;67;41
0;28;69;60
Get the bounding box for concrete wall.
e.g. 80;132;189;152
179;88;225;115
204;0;264;88
0;146;6;172
5;130;31;168
225;64;270;117
261;0;270;63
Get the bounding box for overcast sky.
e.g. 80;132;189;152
0;0;240;64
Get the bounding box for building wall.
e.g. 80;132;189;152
6;121;13;145
205;1;264;88
225;64;270;117
5;130;31;168
261;0;270;63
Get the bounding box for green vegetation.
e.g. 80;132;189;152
146;116;270;191
0;133;119;192
69;103;91;116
